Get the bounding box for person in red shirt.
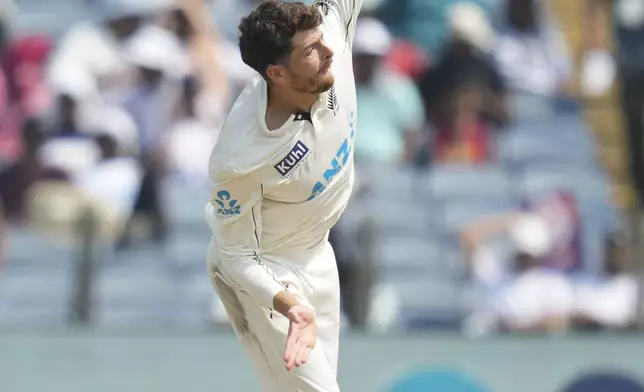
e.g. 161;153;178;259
433;80;493;164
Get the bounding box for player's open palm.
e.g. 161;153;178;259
284;305;317;371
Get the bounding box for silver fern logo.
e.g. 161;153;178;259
327;85;339;116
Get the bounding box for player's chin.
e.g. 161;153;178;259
314;74;335;93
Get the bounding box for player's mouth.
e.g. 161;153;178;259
320;59;333;73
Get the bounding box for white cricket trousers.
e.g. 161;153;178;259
208;241;341;392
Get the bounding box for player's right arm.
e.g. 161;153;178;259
315;0;364;46
209;173;300;316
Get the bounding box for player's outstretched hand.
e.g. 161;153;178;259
284;305;317;371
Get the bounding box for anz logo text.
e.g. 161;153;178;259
214;190;241;218
307;110;355;201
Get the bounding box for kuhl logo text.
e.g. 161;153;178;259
275;140;310;177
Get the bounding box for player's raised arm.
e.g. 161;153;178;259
209;174;291;312
315;0;364;45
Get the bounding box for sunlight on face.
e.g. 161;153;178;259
284;27;335;94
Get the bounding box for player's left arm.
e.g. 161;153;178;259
314;0;364;46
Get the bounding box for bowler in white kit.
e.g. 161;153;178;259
205;0;363;391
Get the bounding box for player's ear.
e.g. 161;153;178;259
266;64;285;84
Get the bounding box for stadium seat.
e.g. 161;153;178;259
376;236;443;280
95;265;177;327
440;199;517;235
426;165;515;203
498;132;597;170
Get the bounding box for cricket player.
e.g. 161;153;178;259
205;1;362;391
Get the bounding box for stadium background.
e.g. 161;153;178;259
2;0;644;391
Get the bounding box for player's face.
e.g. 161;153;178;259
284;27;335;94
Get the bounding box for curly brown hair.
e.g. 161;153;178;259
238;0;323;79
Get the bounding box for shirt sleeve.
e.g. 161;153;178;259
209;172;287;310
315;0;364;45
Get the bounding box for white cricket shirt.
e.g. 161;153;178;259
205;0;363;310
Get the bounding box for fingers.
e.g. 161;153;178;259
293;345;308;368
285;341;299;371
284;334;298;367
300;347;312;365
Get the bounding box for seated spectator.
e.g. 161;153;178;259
161;0;230;126
0;118;68;223
461;190;581;284
46;0;164;102
164;77;219;182
464;216;575;335
72;134;143;237
414;77;496;166
352;17;425;166
39;90;101;177
493;0;572;97
1;34;53;161
572;229;639;330
119;26;186;245
418;2;508;127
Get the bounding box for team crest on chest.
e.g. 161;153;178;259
275;140;310;177
327;86;339;116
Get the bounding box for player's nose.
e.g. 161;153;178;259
321;41;334;61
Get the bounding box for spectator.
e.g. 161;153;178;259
461;191;581;284
120;25;185;245
417;2;507;128
493;0;572;97
0;118;68;223
72;133;143;234
46;0;166;102
582;0;644;208
39;71;101;177
161;0;230;125
164;77;218;182
464;215;575;335
573;228;639;330
414;76;496;166
352;17;425;166
0;34;53;161
122;25;185;152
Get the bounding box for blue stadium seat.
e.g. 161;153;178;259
95;265;177;327
426;165;515;203
440;199;517;235
376;236;443;280
498;132;597;170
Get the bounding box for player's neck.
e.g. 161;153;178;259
266;86;317;131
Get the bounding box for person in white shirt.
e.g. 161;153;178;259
464;215;575;336
205;1;362;391
573;230;639;330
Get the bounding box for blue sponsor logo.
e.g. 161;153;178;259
214;190;241;218
275;140;310;177
307;110;355;201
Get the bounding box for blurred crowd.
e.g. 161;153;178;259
0;0;640;335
